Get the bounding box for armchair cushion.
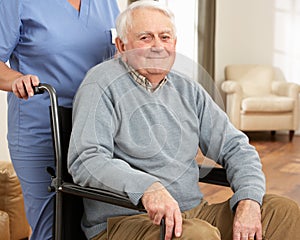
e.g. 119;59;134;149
0;211;10;240
242;96;295;113
0;160;30;240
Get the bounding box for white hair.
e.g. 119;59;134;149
115;0;177;44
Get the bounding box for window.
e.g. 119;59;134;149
274;0;300;84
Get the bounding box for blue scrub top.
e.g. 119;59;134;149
0;0;119;155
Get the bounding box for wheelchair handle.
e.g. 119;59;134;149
33;84;45;95
33;83;53;95
32;83;62;185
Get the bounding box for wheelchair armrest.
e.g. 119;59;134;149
61;182;146;212
61;165;230;212
60;165;230;214
198;165;230;187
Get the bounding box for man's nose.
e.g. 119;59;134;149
151;37;164;51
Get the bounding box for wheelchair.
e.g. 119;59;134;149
34;83;229;240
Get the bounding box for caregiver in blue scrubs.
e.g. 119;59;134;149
0;0;119;239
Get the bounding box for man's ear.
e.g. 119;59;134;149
115;37;126;53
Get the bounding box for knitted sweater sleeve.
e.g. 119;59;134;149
196;87;266;210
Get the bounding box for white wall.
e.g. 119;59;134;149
0;91;10;161
215;0;274;97
117;0;127;11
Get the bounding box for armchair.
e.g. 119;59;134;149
222;64;300;141
0;160;31;240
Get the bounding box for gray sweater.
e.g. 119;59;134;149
68;58;265;239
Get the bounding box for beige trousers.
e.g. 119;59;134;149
91;194;300;240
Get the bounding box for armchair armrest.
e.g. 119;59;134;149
221;80;243;95
272;81;300;98
221;81;243;128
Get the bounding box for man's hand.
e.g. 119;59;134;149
233;199;262;240
141;182;182;240
12;75;39;100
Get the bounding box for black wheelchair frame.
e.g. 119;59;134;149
34;83;229;240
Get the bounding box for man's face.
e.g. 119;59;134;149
117;8;177;83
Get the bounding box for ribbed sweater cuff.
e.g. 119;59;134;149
230;189;264;210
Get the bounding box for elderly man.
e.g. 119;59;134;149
68;1;300;240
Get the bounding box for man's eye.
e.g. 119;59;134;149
161;34;172;41
140;35;153;42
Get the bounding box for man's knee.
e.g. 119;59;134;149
262;194;299;218
261;194;300;238
179;219;221;240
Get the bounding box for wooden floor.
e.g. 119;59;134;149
198;131;300;206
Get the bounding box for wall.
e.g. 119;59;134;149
117;0;127;11
0;91;10;161
215;0;274;98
